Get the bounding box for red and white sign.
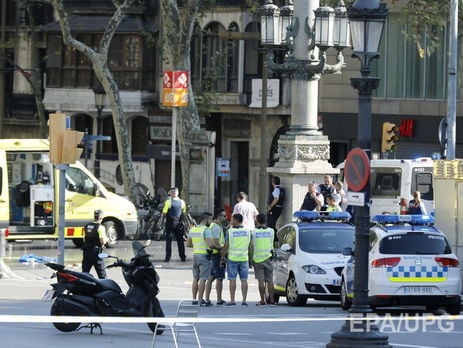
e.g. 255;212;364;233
162;71;189;107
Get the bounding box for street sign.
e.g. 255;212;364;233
83;135;111;142
162;71;189;107
347;191;366;206
344;147;370;192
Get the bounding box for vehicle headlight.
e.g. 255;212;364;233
302;265;326;274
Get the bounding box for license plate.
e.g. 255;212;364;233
403;286;434;294
42;289;55;301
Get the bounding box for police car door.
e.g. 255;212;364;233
274;225;296;289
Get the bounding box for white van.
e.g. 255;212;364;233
0;139;138;247
337;157;434;216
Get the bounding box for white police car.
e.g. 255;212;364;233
340;214;462;314
272;211;355;306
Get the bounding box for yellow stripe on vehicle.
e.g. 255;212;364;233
388;277;447;282
274;285;285;292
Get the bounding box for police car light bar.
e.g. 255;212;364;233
293;210;351;221
372;214;435;225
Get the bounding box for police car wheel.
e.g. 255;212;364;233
446;303;461;315
340;279;351;310
286;275;307;306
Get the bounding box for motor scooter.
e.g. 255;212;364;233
43;240;164;334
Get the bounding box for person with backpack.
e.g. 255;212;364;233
82;210;108;279
267;176;284;233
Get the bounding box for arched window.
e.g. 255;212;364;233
191;21;239;93
131;116;149;156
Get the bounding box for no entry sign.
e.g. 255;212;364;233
344;148;370;192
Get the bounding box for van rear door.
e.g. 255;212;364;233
0;150;9;228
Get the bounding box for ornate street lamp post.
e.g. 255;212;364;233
259;0;350;226
327;1;390;347
93;84;106;178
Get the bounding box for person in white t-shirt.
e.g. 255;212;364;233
232;192;258;230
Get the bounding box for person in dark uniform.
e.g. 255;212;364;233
162;187;187;262
82;209;108;279
267;176;285;233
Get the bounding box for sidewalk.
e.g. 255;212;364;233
0;239;194;281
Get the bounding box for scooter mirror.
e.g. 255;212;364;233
144;239;152;247
98;252;109;259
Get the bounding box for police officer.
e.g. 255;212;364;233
162;187;187;262
250;213;276;306
186;212;219;306
222;213;252;307
267;176;284;233
204;209;228;306
82;209;108;279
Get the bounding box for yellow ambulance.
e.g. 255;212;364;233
0;139;138;247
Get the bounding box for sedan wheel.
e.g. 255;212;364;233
340;279;352;310
286;275;307;306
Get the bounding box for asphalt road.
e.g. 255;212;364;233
1;241;463;348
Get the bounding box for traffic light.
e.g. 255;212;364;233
381;122;399;152
48;112;66;164
48;112;84;164
61;129;84;164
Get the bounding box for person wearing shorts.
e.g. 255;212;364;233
186;212;220;306
250;213;276;306
205;209;228;305
222;213;251;307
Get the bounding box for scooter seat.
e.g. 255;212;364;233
97;279;123;293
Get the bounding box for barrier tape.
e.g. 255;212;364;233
0;314;461;323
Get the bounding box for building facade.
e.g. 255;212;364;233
1;0;462;220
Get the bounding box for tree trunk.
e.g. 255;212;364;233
162;0;202;200
50;0;141;206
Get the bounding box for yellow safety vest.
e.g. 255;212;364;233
228;227;251;262
209;222;224;254
190;225;208;255
251;227;274;263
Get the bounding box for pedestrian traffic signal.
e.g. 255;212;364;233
48;112;66;164
61;129;84;164
48;112;83;164
381;122;399;152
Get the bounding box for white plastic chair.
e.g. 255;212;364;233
151;300;201;348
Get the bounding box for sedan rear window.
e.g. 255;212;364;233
298;227;355;254
379;233;452;255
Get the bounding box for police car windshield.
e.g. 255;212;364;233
379;234;452;255
298;227;355;254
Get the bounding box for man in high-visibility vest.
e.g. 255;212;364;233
186;212;220;306
250;213;276;306
204;208;229;306
222;213;252;307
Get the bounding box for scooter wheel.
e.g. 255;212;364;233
50;301;80;332
147;298;165;335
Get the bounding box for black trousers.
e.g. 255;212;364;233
164;217;186;261
82;246;106;279
267;206;282;233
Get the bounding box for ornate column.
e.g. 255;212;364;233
262;0;349;226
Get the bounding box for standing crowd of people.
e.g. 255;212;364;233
185;186;280;307
300;175;347;213
80;176;427;282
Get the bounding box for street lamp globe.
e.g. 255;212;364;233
349;0;388;62
260;0;281;46
333;0;350;48
93;84;106;111
314;6;335;48
279;0;294;45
